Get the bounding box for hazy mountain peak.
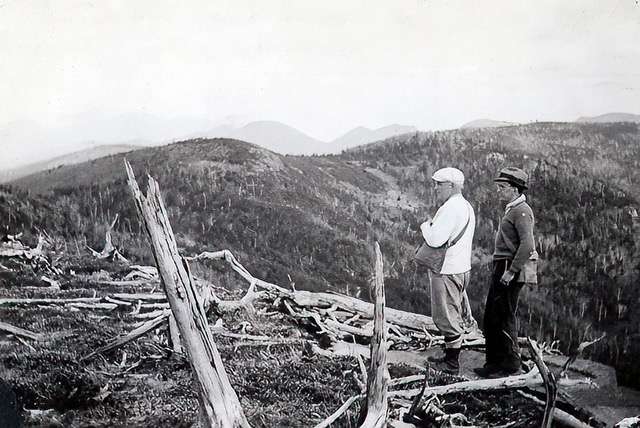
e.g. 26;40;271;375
0;144;141;184
575;112;640;123
460;119;516;129
330;124;417;150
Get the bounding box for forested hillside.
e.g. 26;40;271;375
4;122;640;388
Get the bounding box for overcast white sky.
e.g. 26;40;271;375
1;0;639;169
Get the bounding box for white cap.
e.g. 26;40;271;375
432;167;465;187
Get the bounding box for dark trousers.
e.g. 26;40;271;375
482;260;524;371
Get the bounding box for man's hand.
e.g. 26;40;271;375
500;270;515;285
420;216;433;230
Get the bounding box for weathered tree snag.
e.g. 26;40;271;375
560;334;606;377
359;242;389;428
124;160;250;428
87;214;129;263
527;338;558;428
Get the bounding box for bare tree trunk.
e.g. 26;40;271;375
359;242;389;427
124;160;250;428
168;314;184;355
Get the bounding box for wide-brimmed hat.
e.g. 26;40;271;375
432;167;465;187
494;167;528;189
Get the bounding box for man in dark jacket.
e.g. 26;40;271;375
474;167;537;378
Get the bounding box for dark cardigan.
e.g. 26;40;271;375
493;200;535;273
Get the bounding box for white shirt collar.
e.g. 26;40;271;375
505;194;526;212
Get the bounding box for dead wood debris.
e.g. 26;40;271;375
86;214;129;263
0;233;61;277
1;227;606;427
0;320;42;341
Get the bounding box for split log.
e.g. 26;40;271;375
527;338;558;428
125;160;250;428
359;242;389;428
0;321;42;341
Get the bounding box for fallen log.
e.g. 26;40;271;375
287;291;437;333
615;417;640;428
66;302;118;310
81;311;170;361
313;394;363;428
527;338;558;428
124;265;158;281
90;280;156;287
391;369;594;399
0;297;102;307
0;321;42;341
111;293;166;301
188;249;438;334
517;391;594;428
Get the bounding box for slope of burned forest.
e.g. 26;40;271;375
3;122;640;391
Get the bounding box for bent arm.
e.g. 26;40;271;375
421;209;457;247
509;212;535;273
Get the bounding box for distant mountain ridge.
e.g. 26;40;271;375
0;120;418;180
0;144;141;184
461;119;517;129
203;121;417;155
329;125;417;151
576;112;640;123
204;121;327;155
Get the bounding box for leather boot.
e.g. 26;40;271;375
428;348;460;375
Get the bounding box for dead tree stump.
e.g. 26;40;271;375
125;160;250;428
359;242;389;427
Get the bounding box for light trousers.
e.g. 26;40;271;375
429;270;472;349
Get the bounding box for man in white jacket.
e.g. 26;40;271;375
421;167;476;374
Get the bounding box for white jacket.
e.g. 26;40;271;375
420;193;475;275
